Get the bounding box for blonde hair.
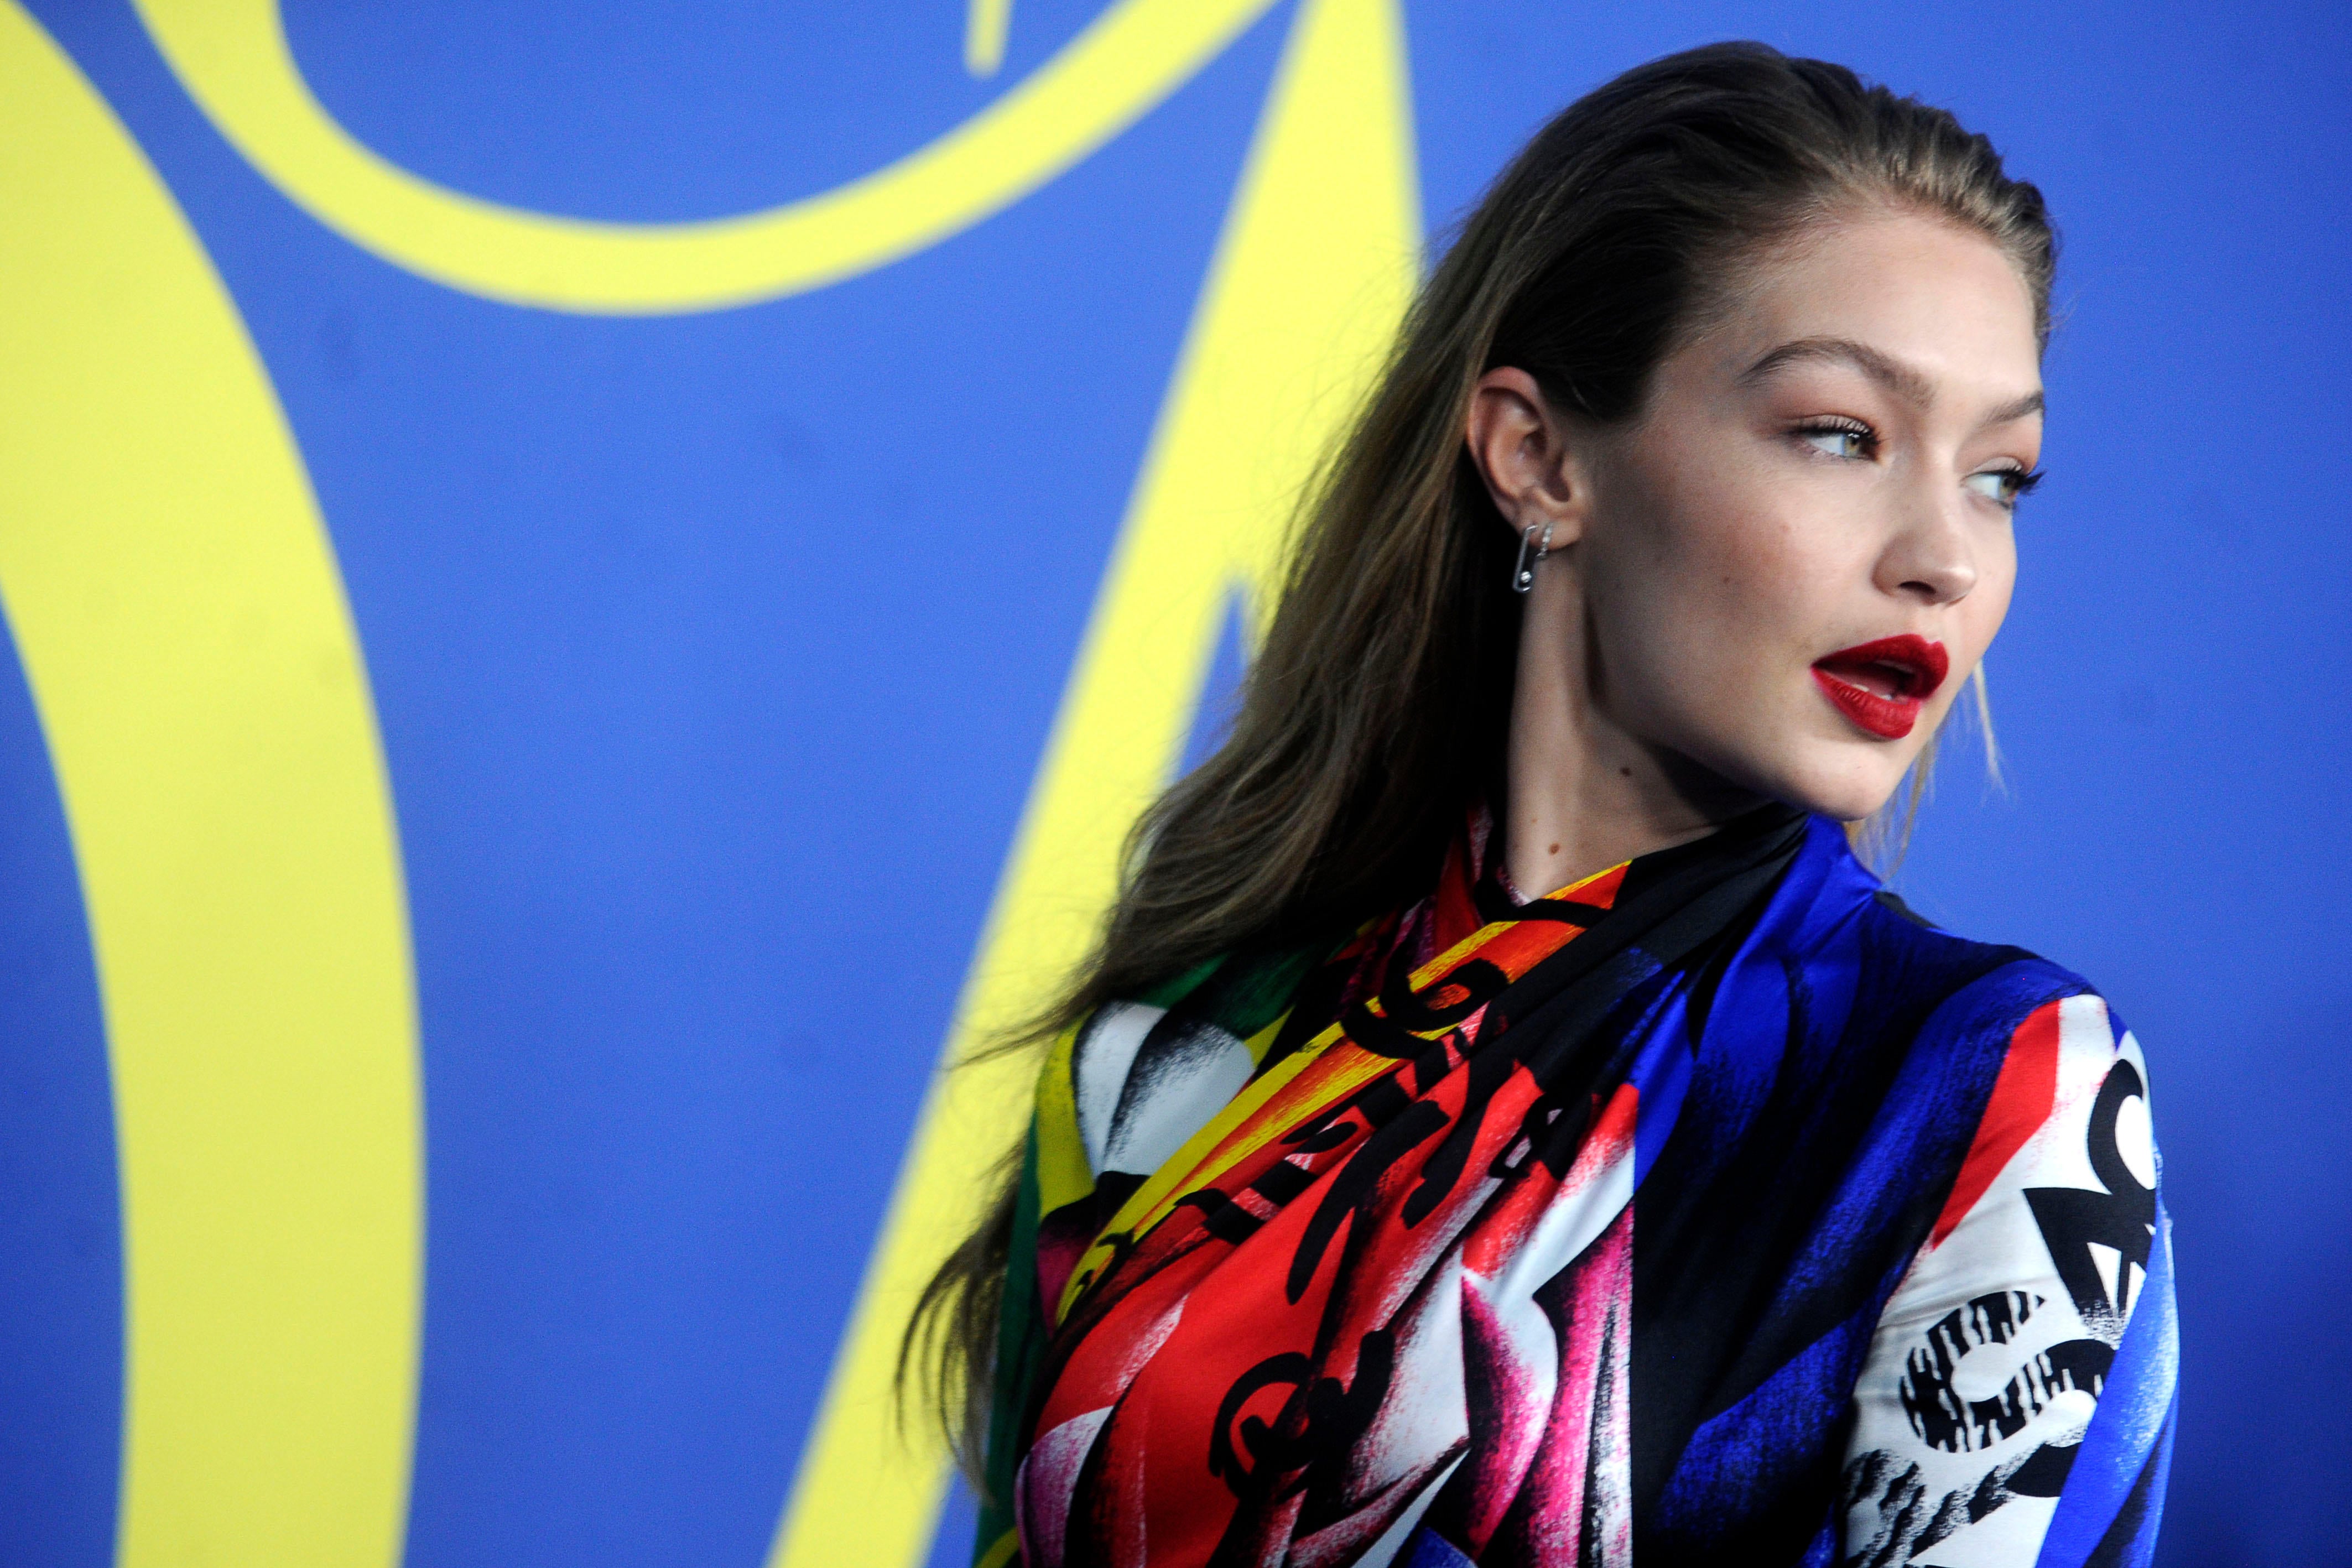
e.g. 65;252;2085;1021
1850;663;2006;871
908;40;2056;1475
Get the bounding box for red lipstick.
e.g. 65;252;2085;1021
1811;634;1949;741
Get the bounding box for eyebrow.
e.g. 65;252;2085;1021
1738;336;2044;426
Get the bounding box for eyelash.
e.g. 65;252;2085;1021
1990;467;2046;507
1791;418;2046;510
1792;416;1877;460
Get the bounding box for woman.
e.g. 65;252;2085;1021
913;41;2176;1568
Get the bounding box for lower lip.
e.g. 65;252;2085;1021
1812;668;1922;740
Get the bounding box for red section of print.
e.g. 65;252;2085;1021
1563;862;1626;908
1928;998;2062;1249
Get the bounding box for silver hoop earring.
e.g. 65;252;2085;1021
1511;522;1554;595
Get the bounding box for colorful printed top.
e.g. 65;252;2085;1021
974;807;2175;1568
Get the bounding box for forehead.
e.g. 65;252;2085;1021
1714;211;2043;390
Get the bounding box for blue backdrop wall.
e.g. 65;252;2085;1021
0;4;2344;1566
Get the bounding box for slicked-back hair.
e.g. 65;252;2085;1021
905;40;2055;1478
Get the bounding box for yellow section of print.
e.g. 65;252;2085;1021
0;7;420;1568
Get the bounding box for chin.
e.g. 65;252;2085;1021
1743;746;1911;826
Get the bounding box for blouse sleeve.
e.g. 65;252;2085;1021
1840;993;2178;1567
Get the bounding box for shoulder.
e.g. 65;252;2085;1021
1718;819;2141;1183
1768;821;2166;1306
1847;865;2148;1149
1861;891;2095;1069
1741;816;2096;1061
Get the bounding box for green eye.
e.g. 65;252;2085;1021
1798;425;1872;460
1964;467;2043;508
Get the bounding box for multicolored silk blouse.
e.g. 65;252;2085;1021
974;806;2175;1567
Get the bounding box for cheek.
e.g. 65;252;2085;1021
1948;528;2019;678
1600;476;1833;702
1978;534;2020;644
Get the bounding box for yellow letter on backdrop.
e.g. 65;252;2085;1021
37;1;1420;1564
764;0;1419;1563
134;0;1284;313
0;7;419;1567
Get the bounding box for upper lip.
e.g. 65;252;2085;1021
1810;634;1949;703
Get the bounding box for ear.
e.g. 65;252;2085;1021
1466;367;1593;545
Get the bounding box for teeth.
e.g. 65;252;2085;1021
1823;665;1916;702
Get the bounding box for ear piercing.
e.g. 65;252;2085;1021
1512;522;1555;594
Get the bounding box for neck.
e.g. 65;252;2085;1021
1503;564;1762;898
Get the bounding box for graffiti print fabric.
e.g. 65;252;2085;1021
975;812;2174;1567
1841;994;2174;1565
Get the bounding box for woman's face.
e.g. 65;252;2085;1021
1566;210;2043;822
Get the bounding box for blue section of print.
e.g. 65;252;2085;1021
1401;1523;1477;1567
2035;1207;2178;1567
1652;1306;1880;1541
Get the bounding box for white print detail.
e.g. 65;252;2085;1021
1071;1002;1164;1174
1101;1019;1254;1179
1014;1406;1113;1568
1074;1002;1258;1182
1463;1114;1635;1424
1356;1454;1468;1568
1286;1257;1471;1568
1840;994;2156;1568
2113;1091;2156;1193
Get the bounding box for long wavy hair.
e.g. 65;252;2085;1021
906;40;2055;1476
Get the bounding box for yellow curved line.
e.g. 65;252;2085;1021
765;0;1419;1561
0;7;419;1567
133;0;1279;314
966;0;1016;78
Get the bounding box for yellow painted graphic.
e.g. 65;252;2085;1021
967;0;1018;78
70;0;1422;1562
765;0;1420;1561
134;0;1283;314
0;7;419;1568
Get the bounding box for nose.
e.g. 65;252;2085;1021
1874;475;1980;606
